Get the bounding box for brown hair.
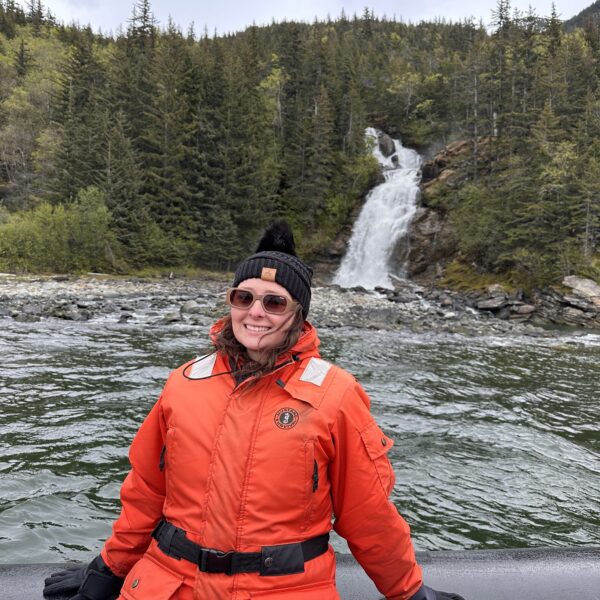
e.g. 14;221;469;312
212;306;304;382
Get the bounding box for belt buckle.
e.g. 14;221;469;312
200;548;234;575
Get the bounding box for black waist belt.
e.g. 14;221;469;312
151;519;329;576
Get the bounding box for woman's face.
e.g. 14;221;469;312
230;278;298;363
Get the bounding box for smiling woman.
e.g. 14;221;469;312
227;281;302;360
42;221;465;600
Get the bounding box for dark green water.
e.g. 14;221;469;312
1;317;599;563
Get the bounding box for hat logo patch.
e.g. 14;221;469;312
261;267;277;282
274;408;299;430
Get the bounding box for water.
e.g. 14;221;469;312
1;316;599;564
333;128;422;289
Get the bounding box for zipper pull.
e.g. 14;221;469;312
312;459;318;492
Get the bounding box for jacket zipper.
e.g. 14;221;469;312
159;445;166;471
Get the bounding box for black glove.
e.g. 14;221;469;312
409;584;466;600
43;555;123;599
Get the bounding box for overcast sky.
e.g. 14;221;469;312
24;0;592;36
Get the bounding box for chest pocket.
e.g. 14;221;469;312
360;421;396;496
243;409;321;532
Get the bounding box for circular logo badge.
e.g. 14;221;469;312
274;408;299;430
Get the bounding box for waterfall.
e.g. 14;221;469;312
333;128;422;289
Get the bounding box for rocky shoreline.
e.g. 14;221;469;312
1;273;599;337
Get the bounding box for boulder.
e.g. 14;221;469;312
404;207;457;277
440;295;454;307
21;303;43;315
76;300;94;309
51;305;88;321
477;297;508;310
512;304;536;315
562;276;600;307
13;313;41;323
181;300;202;314
163;311;182;323
377;133;395;157
564;295;595;312
562;306;589;324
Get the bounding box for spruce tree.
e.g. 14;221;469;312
47;35;107;203
140;21;198;264
14;38;33;78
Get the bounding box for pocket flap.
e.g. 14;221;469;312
360;421;394;460
120;556;183;600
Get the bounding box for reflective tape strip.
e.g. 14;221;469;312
189;353;218;379
299;358;332;387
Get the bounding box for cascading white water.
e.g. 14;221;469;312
333;128;422;289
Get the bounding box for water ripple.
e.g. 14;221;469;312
1;319;599;562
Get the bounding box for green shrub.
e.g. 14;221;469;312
0;186;119;273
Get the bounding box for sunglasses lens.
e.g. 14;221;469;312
263;294;288;314
230;289;254;309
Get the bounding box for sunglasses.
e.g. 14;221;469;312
226;288;298;315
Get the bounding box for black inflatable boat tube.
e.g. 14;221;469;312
1;546;599;599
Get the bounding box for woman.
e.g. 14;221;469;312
44;221;465;600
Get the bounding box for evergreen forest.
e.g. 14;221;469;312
0;0;599;287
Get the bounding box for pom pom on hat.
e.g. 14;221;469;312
255;220;297;255
232;221;313;319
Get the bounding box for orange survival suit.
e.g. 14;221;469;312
101;321;423;599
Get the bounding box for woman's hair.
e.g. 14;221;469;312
212;306;304;382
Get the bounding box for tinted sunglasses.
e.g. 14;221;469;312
226;287;298;315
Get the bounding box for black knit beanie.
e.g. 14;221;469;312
232;221;313;319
